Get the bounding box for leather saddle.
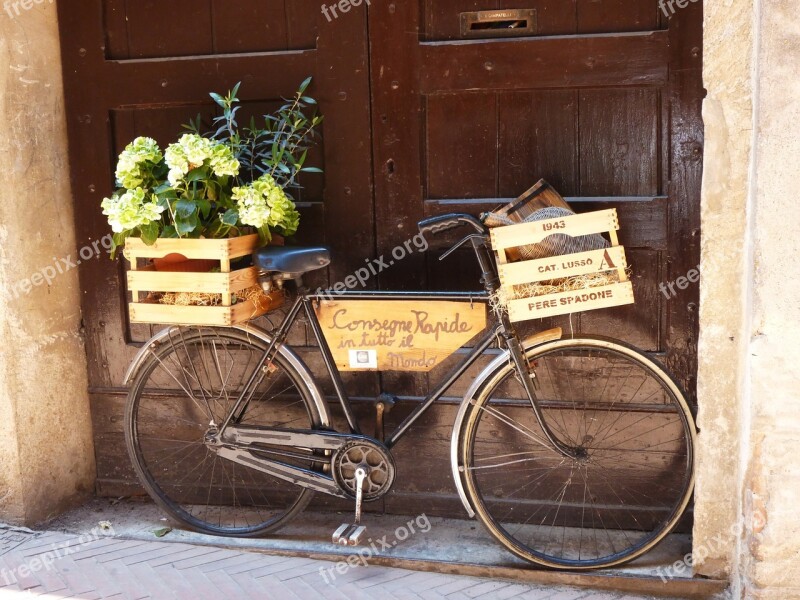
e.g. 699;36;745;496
254;246;330;277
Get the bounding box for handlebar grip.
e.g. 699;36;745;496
418;214;487;238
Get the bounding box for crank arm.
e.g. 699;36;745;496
224;426;369;453
215;447;347;498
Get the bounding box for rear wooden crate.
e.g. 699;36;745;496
490;208;635;322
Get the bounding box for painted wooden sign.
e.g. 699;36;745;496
506;282;634;321
315;300;487;372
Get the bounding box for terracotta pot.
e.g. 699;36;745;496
152;253;217;273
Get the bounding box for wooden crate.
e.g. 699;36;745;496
124;235;284;326
490;208;635;322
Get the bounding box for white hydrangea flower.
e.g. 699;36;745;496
101;187;165;233
165;135;239;186
179;133;213;166
164;143;190;185
115;137;162;189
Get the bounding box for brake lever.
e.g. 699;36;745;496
439;234;485;261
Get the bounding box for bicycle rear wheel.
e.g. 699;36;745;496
125;327;325;537
459;336;696;569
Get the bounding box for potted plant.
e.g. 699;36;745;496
100;79;322;325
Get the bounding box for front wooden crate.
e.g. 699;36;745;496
124;235;283;326
490;208;635;322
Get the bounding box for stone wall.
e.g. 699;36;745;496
694;0;755;581
699;0;800;598
0;2;95;523
739;0;800;596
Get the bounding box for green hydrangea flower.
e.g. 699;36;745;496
115;137;162;189
209;143;240;178
165;134;239;186
232;173;300;235
101;187;165;233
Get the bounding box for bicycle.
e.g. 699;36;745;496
122;213;696;570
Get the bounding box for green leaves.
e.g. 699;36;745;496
208;78;323;190
103;79;321;247
174;198;200;235
184;167;207;183
139;221;160;245
175;199;196;219
175;212;200;236
222;209;239;226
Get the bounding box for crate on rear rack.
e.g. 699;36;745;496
124;234;284;326
490;208;634;322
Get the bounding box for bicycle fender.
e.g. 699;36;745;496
449;327;563;518
122;325;332;428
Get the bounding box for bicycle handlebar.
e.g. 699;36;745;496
417;214;487;239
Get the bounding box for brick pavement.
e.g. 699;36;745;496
0;525;685;600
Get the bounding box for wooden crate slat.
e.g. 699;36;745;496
490;208;619;256
230;293;284;323
128;291;283;327
498;246;628;287
507;282;634;322
127;267;259;295
607;227;628;282
124;234;260;263
228;235;263;260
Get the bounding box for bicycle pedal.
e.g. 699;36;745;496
332;523;367;546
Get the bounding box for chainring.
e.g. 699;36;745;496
332;439;396;501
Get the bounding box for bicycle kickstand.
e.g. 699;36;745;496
332;467;367;546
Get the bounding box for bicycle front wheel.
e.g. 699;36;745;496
460;336;696;569
125;327;325;537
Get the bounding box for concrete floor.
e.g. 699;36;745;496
45;499;728;599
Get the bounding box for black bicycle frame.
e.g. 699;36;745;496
220;289;497;449
219;230;577;458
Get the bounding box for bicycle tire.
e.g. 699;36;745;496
125;327;325;537
459;336;696;569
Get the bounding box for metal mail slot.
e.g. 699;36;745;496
459;9;538;39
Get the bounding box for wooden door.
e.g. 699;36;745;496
57;1;378;497
58;1;702;517
369;2;702;514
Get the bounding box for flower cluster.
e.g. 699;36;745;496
233;174;300;236
115;137;162;189
101;187;165;234
164;134;240;186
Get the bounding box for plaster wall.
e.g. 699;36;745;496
0;1;95;524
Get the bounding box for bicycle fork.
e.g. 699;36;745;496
500;322;580;460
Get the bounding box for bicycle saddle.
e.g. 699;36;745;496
254;246;331;275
